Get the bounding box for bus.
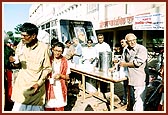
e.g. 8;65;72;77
38;19;98;45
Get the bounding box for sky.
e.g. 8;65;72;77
3;3;32;33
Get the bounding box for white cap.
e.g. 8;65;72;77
37;30;50;44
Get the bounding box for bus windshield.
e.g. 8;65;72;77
60;19;97;44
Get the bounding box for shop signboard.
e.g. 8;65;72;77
133;13;164;30
99;16;134;29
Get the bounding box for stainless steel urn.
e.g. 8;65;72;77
98;51;112;72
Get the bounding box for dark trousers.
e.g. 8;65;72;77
127;85;135;111
123;78;135;103
122;79;128;102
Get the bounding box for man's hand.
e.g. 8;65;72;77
119;61;126;67
31;83;39;93
120;61;134;68
9;56;15;63
71;50;75;56
53;74;61;79
113;59;119;64
108;66;116;72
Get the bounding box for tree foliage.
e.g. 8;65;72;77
7;31;13;37
6;31;14;42
6;23;22;44
14;24;22;34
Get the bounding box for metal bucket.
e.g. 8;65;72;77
98;51;112;73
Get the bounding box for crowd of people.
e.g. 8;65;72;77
4;22;164;111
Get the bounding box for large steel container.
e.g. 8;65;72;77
98;51;112;73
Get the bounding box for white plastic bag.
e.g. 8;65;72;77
119;67;128;79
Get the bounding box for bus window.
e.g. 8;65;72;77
45;29;50;34
38;19;97;45
46;22;50;28
60;19;97;44
51;29;57;39
41;25;45;30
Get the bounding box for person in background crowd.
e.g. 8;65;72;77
94;34;111;58
51;38;59;47
69;37;83;87
113;43;121;55
71;37;82;65
12;40;20;51
63;40;75;61
119;39;135;107
45;42;70;111
82;39;97;64
158;63;164;111
94;34;111;93
62;33;68;43
11;40;21;85
9;22;52;111
119;33;148;111
109;39;134;107
4;32;15;111
119;39;129;105
113;43;122;64
82;39;97;93
37;30;50;44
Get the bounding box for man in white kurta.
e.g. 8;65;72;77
94;34;111;58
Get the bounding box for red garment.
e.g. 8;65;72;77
45;107;64;111
45;56;68;111
6;69;13;101
158;104;164;111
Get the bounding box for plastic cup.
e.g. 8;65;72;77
49;78;54;84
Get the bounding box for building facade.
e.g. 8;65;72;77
29;2;165;52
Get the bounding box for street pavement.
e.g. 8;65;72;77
3;82;127;112
68;82;127;112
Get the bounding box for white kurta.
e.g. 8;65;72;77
82;47;97;61
94;42;111;58
45;60;70;108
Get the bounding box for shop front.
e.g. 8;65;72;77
95;13;164;52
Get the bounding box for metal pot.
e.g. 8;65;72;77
98;51;112;72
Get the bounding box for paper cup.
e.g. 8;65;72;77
49;78;54;84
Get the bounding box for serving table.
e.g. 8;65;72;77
70;64;127;111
